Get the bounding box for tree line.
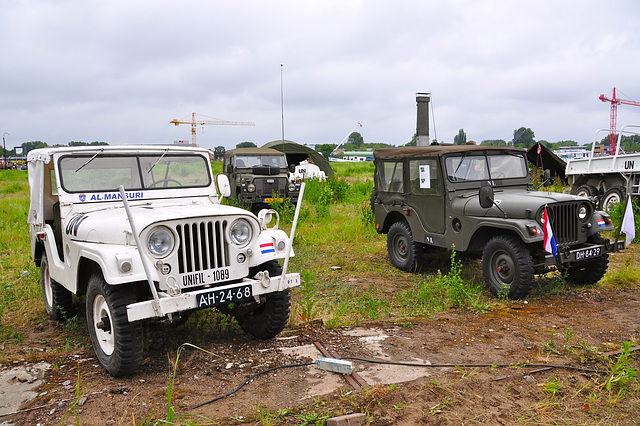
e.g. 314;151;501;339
449;127;640;153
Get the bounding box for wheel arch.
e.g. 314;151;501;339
380;210;408;234
77;257;104;296
467;226;524;255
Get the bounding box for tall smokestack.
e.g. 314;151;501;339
416;92;430;146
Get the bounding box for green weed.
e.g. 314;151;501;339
542;375;563;397
297;271;320;325
359;200;375;225
396;249;483;316
270;195;296;223
605;341;639;402
160;343;219;424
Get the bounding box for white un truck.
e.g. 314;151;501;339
567;124;640;210
27;146;300;376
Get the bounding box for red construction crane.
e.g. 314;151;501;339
171;112;255;147
599;87;640;153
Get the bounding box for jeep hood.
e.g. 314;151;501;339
459;189;588;219
66;203;254;244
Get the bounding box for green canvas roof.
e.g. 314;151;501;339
374;145;525;160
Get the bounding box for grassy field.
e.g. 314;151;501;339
2;163;640;424
2;163;640;340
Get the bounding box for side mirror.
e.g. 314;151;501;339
289;163;296;173
216;174;231;198
479;185;494;209
226;164;233;174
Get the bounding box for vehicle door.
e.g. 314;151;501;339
405;158;445;235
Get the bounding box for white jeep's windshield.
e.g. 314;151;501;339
445;153;528;182
59;153;211;192
235;155;287;169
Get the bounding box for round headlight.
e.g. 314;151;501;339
287;183;296;192
247;183;256;193
230;219;252;246
578;204;589;221
537;208;545;225
148;227;173;257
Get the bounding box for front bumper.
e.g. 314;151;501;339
540;239;625;267
126;272;300;322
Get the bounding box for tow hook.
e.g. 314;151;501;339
256;270;271;288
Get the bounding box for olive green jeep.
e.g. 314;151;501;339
371;145;624;299
223;147;299;210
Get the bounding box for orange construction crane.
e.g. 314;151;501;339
599;87;640;153
171;112;255;146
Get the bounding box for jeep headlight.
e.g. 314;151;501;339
147;226;174;257
230;219;252;246
287;183;297;192
247;183;256;193
536;207;545;225
577;203;590;222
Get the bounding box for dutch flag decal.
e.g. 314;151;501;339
260;242;275;254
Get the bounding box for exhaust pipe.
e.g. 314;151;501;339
416;92;430;146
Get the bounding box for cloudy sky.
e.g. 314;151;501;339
2;0;640;151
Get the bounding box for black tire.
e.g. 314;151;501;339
572;184;599;198
236;261;291;339
600;186;625;212
86;273;143;376
40;252;72;320
482;235;534;299
387;221;420;272
565;234;609;285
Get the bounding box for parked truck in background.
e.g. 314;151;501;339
223;147;300;210
567;124;640;211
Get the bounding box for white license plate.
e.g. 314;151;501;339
196;285;253;308
181;268;230;287
574;246;602;261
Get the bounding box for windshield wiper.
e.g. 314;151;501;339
148;149;169;174
75;149;104;172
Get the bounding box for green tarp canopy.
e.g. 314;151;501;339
262;140;334;176
526;143;567;182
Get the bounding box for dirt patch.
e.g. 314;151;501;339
2;245;640;424
1;285;638;425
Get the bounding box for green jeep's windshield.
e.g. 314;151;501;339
445;153;527;182
235;155;287;169
59;153;211;193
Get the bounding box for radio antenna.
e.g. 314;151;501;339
280;64;285;148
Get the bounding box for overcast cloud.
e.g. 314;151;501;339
2;0;640;151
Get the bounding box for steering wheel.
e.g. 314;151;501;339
148;179;183;188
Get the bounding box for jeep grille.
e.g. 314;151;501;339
254;177;287;197
547;202;580;245
175;221;229;274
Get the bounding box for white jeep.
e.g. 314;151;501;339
27;145;301;376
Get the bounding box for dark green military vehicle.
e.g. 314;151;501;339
371;145;624;299
223;147;299;210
